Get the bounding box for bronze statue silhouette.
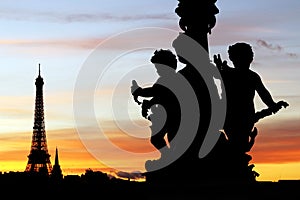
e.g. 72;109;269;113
213;42;289;153
131;0;290;187
131;49;181;161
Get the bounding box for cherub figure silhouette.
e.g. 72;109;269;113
131;49;181;160
213;42;289;153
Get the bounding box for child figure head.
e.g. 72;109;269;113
228;42;254;70
151;49;177;77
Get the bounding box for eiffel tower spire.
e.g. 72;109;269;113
25;64;52;175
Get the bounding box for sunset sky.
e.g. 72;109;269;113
0;0;299;182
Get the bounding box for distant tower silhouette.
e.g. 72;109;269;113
25;64;52;175
50;147;63;181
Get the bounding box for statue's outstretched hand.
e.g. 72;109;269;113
271;100;289;114
254;100;289;122
278;100;289;108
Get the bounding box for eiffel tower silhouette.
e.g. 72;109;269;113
25;64;52;175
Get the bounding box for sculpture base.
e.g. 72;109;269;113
144;136;258;186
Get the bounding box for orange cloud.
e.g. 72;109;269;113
250;119;300;164
104;130;155;153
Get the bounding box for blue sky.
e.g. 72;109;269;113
0;0;299;181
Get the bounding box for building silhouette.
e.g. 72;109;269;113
25;64;52;175
50;147;63;181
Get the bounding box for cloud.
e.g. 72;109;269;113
79;123;155;154
0;27;178;51
115;170;144;180
0;38;103;50
0;108;32;118
256;39;283;52
63;13;175;23
286;53;298;58
251;118;300;164
0;9;175;23
255;39;298;58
